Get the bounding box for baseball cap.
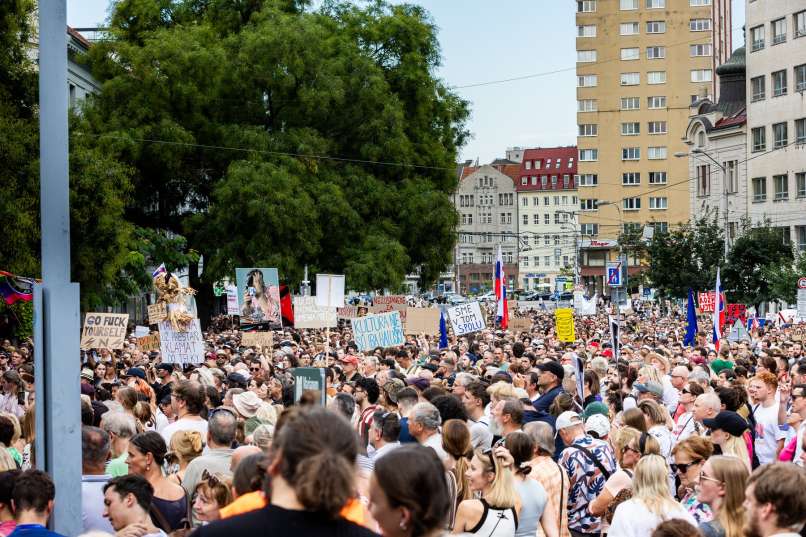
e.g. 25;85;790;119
634;382;663;398
583;401;610;420
123;367;146;380
155;363;174;374
340;355;359;366
536;360;565;380
703;411;748;438
555;410;583;437
585;414;611;438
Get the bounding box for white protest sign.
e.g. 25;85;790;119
134;325;150;338
316;274;345;308
574;291;597;316
351;311;405;351
158;319;205;364
294;296;337;329
447;302;485;336
226;285;240;316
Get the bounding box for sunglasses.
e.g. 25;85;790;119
670;459;702;474
699;470;723;484
250;367;261;372
201;469;222;487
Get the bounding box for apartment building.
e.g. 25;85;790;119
576;0;730;292
515;147;579;292
746;1;806;253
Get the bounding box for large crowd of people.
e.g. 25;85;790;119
1;302;806;537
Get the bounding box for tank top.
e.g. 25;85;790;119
513;479;547;537
468;498;518;536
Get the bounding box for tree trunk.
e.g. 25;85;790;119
189;257;213;331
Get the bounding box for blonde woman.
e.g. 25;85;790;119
702;411;751;471
453;447;522;535
696;456;748;537
167;430;204;487
609;454;696;537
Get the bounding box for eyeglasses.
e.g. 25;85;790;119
670;459;702;474
698;470;723;484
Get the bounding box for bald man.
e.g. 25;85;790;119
230;445;262;473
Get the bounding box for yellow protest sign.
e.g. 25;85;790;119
555;308;576;342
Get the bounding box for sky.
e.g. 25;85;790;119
67;0;745;164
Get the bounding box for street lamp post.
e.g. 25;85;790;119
675;149;729;258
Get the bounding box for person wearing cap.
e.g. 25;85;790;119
584;414;610;440
703;411;752;471
556;410;616;536
152;363;174;403
532;360;565;415
0;371;23;419
122;367;146;388
340;355;362;384
634;381;664;402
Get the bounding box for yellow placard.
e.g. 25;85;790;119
555;308;576;342
137;333;161;352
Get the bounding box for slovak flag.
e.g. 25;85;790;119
151;263;167;279
495;245;508;329
712;268;724;351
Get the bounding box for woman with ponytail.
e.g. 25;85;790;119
504;431;557;537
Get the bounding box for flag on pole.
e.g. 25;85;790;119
151;263;167;279
0;271;34;305
683;288;698;347
712;268;724;351
439;311;448;349
495;245;508;329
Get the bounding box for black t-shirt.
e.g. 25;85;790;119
191;504;379;537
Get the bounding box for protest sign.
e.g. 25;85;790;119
573;292;597;316
226;285;239;316
241;331;274;350
134;325;150;338
137;333;161;352
316;274;345;308
147;303;167;325
80;313;129;350
293;296;337;329
404;308;441;335
509;316;532;333
236;267;281;328
369;303;407;323
337;306;362;319
374;295;406;306
555;308;576;342
293;367;327;406
725;303;747;325
351;311;405;351
158;319;204;364
697;291;726;313
447;302;486;336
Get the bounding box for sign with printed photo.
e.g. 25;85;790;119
236;268;281;329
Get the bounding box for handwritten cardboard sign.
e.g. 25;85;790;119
137;333;161;352
404;307;441;335
509;316;532;333
158;319;205;364
294;296;337;329
80;313;129;350
351;311;405;351
374;295;406;305
241;331;274;350
447;302;485;336
147;303;167;325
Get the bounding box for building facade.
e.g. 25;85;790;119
745;1;806;253
575;0;730;291
515;147;579;292
454;163;519;294
67;27;100;109
682;47;748;248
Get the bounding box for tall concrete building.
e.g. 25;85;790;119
745;1;806;253
575;0;730;292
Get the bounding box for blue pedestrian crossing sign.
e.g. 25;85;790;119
606;261;622;287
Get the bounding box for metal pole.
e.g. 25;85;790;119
35;3;82;535
722;166;729;259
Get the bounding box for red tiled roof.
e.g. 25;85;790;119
67;26;92;49
516;146;578;192
459;163;520;185
713;108;747;130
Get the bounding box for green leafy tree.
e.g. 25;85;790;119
763;254;806;305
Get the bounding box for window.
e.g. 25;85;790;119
500;213;507;224
648;121;667;134
620;22;640;35
697;165;711;196
752;127;766;152
521;195;528;205
690;0;711;5
621;48;640;61
772;18;787;45
648;146;667;159
578;99;598;112
578;25;597;37
622;122;640;135
751;76;766;101
621;72;640;86
725;160;738;193
579;174;598;186
578;50;597;62
622;147;640;160
524;161;532;170
578;0;597;13
652;222;669;234
796;10;806;38
751;25;765;51
690;19;711;31
620;0;638;9
531;176;537;185
647;96;666;109
774;174;789;200
796;118;806;144
545;256;551;266
623;172;641;185
563;175;570;188
691;69;712;82
646;0;665;8
580;149;598;161
649;197;667;209
554;213;561;224
752;177;767;202
579;124;598;136
773;122;788;149
772;70;787;96
648;71;667;84
551;175;558;186
623;197;641;211
690;44;712;56
647;46;666;59
649;171;667;184
798;225;806;252
646;21;666;34
532;214;539;224
533;197;539;206
581;223;599;236
580;199;598;211
797;64;806;92
544;214;550;224
797;172;806;198
621;97;640;110
578;75;598;87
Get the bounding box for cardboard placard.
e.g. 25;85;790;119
147;303;167;325
316;274;345;308
447;302;486;336
351;311;405;351
158;319;205;364
555;308;576;342
241;331;274;350
80;313;129;350
137;333;161;352
293;296;337;329
404;307;441;335
374;295;406;305
337;306;362;319
508;316;532;333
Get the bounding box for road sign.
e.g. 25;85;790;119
606;261;622;287
798;288;806;319
798;277;806;289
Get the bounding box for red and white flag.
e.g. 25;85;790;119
495;245;508;330
712;268;724;351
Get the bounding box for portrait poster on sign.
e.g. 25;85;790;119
447;302;486;336
293;296;337;329
158;319;204;364
236;268;281;330
351;311;405;351
80;313;129;350
555;308;576;342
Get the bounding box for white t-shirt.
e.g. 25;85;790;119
160;416;208;446
753;402;786;465
609;498;697;537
